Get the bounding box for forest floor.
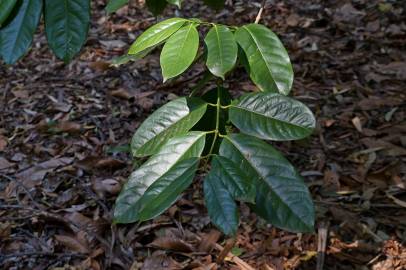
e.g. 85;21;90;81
0;0;405;269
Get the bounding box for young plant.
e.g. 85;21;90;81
113;18;316;235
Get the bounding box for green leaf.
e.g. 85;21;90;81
110;54;141;67
44;0;90;63
115;131;206;223
146;0;167;16
204;25;238;79
235;24;293;95
131;97;207;157
229;93;315;141
106;0;129;13
160;23;199;81
166;0;182;8
204;164;239;235
111;46;154;67
203;0;225;10
219;133;315;233
0;0;42;64
137;157;199;221
128;17;186;56
0;0;17;27
212;156;256;203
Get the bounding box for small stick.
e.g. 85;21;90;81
255;0;267;24
216;238;236;264
214;241;254;270
316;221;329;270
195;234;254;270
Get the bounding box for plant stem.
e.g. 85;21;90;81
202;86;222;168
207;103;232;109
206;87;221;158
255;0;267;24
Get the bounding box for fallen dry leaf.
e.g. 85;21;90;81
0;157;14;170
141;253;183;270
76;156;126;172
151;236;194;253
16;157;74;188
361;138;406;157
352;116;363;133
55;234;89;254
198;230;221;253
91;178;122;197
55;121;82;134
89;61;111;72
0;135;7;151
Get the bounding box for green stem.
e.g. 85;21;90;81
207;103;232;109
206;87;221;158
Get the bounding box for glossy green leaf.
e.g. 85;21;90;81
112;45;155;67
204;164;239;235
110;53;145;67
146;0;167;16
219;133;315;233
115;132;206;223
137;158;199;221
44;0;90;63
166;0;182;8
203;0;225;10
131;97;207;157
212;156;256;203
229;93;315;141
204;25;237;79
0;0;17;27
128;17;186;56
160;23;199;81
235;24;293;95
106;0;128;14
0;0;42;64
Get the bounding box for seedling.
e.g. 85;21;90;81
114;18;316;235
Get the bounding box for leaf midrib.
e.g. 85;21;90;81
208;176;235;232
216;157;245;196
121;134;205;219
173;24;194;67
7;0;31;59
242;25;277;88
63;0;69;59
214;25;224;70
139;160;196;219
231;103;311;132
135;19;184;54
223;136;310;228
135;101;206;154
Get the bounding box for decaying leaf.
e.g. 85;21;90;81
55;234;89;254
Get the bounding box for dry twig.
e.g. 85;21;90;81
255;0;268;24
317;221;329;270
